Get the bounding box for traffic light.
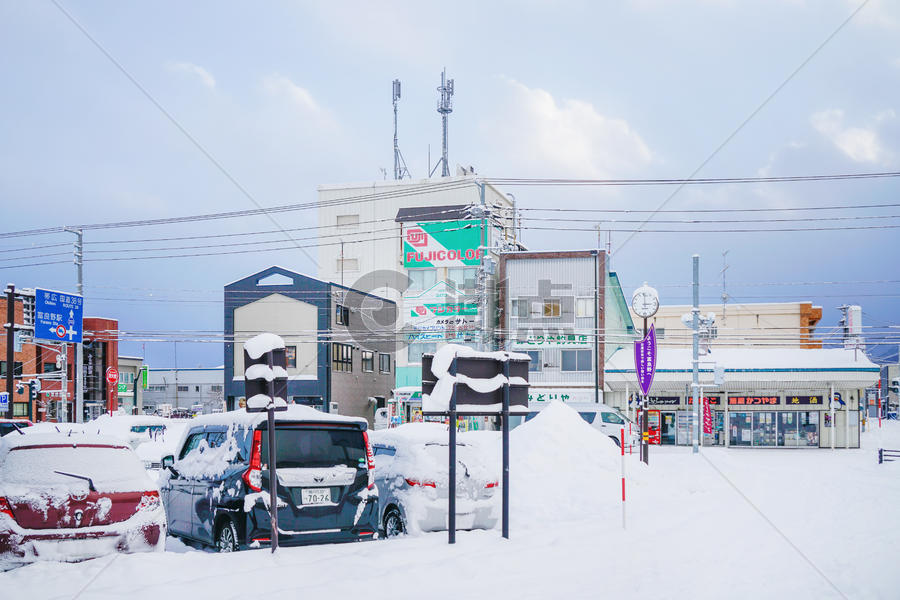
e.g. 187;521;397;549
891;378;900;394
243;333;288;413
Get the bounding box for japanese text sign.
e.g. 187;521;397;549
634;324;657;396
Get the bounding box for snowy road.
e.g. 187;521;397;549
2;408;899;600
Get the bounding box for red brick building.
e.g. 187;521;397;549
2;294;118;422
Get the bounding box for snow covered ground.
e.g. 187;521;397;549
3;403;899;600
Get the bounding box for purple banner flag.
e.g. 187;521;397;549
634;324;657;396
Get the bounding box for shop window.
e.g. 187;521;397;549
362;351;375;372
379;353;391;373
285;346;297;369
525;350;541;372
408;268;437;291
543;299;561;318
729;412;752;446
575;297;593;318
332;343;353;373
753;412;777;446
561;349;592;372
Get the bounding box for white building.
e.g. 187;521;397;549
143;367;225;415
317;176;519;389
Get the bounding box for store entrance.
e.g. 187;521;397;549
661;411;676;445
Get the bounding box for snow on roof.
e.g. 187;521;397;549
187;405;367;430
605;347;879;372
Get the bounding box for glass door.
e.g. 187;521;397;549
661;411;676;445
729;412;752;446
778;411;799;447
798;411;819;447
753;412;777;446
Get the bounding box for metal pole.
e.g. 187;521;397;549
594;250;600;404
267;351;279;552
448;356;457;544
830;383;835;451
59;344;68;422
66;228;85;424
5;284;15;420
620;427;626;529
845;390;850;449
692;255;700;454
502;359;510;539
478;182;488;353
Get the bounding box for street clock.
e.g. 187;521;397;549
631;283;660;318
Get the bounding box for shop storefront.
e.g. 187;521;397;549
604;348;879;450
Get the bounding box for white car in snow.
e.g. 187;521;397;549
525;402;637;447
371;423;499;537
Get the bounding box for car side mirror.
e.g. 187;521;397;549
162;455;177;476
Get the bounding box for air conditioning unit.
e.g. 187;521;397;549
329;401;339;414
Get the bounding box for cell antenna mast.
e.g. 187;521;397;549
392;79;410;180
436;68;454;178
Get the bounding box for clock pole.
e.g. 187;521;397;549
642;316;649;465
632;282;658;466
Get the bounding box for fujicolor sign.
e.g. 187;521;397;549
403;220;484;267
410;303;478;318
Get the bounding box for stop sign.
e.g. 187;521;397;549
106;367;119;385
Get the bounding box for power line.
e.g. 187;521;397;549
486;170;900;186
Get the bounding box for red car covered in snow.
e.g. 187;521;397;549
0;433;166;570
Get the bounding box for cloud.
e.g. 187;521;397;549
167;61;216;89
261;74;322;114
810;109;890;164
482;78;652;177
847;0;900;30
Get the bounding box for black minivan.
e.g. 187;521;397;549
160;406;379;551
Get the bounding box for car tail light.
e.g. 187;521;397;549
362;430;376;489
405;478;436;488
243;429;263;492
138;490;161;511
0;497;14;519
484;481;499;489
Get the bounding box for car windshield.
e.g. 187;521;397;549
0;445;150;492
260;426;366;469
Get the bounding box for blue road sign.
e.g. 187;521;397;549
35;288;84;344
0;392;8;411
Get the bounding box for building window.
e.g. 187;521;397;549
0;361;23;377
210;385;223;392
43;362;59;373
561;349;592;372
447;267;478;291
361;351;375;372
336;214;360;229
543;299;561;318
332;343;353;372
575;297;593;318
148;385;166;392
12;403;28;417
177;385;189;392
285;346;297;368
194;386;201;393
379;353;391;373
336;258;359;272
335;304;350;326
407;268;437;291
510;299;528;319
408;342;437;364
525;350;542;372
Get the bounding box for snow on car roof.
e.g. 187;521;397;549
186;405;368;429
370;422;450;447
0;432;129;452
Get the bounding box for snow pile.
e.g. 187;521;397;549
508;401;629;525
422;344;531;412
173;433;241;480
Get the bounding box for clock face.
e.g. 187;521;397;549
632;291;659;317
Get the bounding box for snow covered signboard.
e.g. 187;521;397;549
243;333;289;413
421;344;530;413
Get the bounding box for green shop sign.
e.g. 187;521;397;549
409;303;479;318
403;220;484;268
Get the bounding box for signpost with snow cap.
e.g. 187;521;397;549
421;344;531;543
243;333;289;553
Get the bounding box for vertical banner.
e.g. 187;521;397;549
702;398;713;434
634;325;657;396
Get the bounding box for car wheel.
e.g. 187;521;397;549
215;517;239;553
383;507;405;538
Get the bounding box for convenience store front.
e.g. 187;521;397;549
603;348;879;449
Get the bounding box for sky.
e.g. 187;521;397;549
1;0;898;367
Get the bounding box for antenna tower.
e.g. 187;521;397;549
392;79;410;180
435;68;454;177
720;250;729;326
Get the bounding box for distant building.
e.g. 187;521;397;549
631;301;823;349
224;266;396;425
143;367;224;415
117;356;145;415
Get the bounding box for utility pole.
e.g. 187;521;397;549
691;255;700;455
5;284;15;420
65;227;84;423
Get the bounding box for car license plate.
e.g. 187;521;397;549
301;488;332;505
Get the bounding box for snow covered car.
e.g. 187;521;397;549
525;402;637;447
159;406;379;552
371;423;499;537
0;419;32;437
0;433;166;570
